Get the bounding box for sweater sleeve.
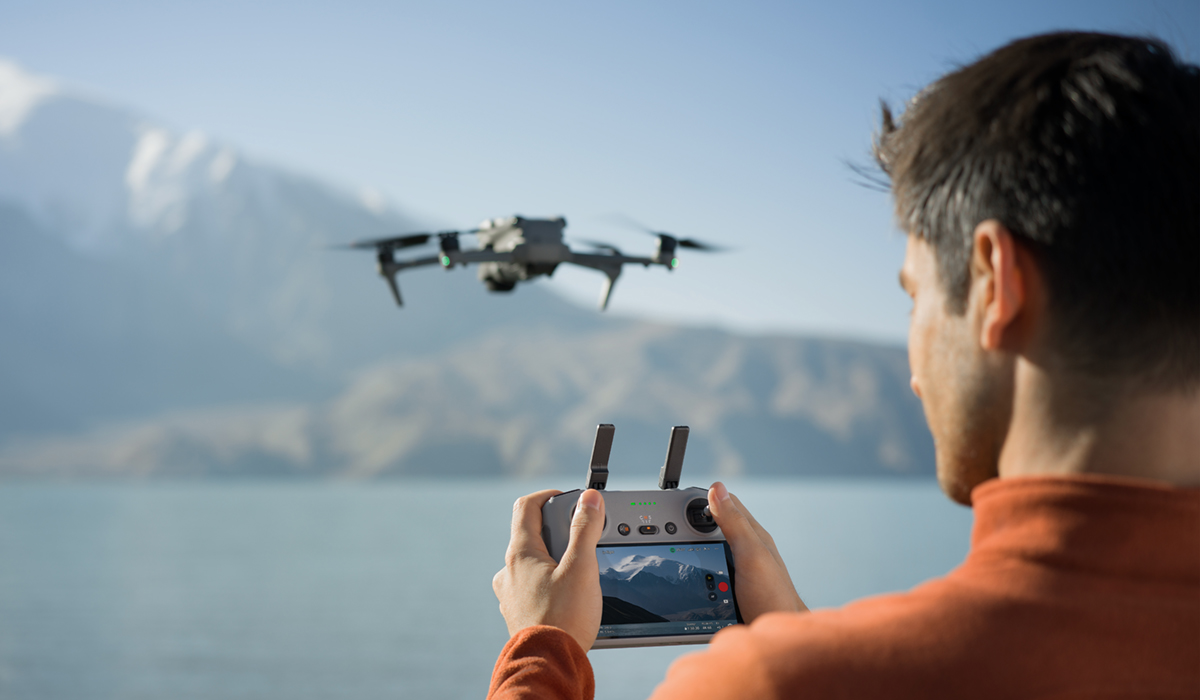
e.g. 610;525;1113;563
487;626;595;700
648;624;778;700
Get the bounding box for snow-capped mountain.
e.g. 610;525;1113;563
0;58;386;249
600;555;718;617
0;58;607;438
0;58;934;479
0;58;598;372
604;554;693;583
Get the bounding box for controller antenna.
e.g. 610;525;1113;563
586;423;615;490
658;426;689;490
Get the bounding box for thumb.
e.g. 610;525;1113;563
560;489;606;574
708;482;757;550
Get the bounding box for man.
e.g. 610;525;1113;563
488;32;1199;699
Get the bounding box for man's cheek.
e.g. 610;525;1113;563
907;308;930;400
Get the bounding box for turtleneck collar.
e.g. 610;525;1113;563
965;475;1200;586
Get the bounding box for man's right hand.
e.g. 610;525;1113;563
708;481;808;622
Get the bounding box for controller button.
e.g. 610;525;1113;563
718;582;729;592
665;522;677;535
638;525;659;535
617;523;631;536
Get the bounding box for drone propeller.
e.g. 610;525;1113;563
339;233;431;252
340;228;480;252
600;214;724;252
673;237;722;251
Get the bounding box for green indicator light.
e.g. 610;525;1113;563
440;255;451;266
670;258;679;268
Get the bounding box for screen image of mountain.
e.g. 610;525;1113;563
597;544;735;624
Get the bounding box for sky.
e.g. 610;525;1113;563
1;0;1196;344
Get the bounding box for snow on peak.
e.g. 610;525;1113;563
359;187;387;215
126;128;171;193
125;126;242;233
605;554;690;582
613;554;667;572
0;58;58;137
0;58;397;250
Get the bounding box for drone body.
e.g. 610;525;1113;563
345;215;716;310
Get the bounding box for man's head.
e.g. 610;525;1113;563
878;32;1199;502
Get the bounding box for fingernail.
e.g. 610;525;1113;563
579;489;602;511
713;482;732;504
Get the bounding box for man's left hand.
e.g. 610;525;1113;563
492;488;607;652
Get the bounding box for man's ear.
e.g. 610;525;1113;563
970;220;1027;351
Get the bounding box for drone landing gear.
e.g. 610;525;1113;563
598;269;621;311
377;250;404;306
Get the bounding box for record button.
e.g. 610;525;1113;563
617;523;631;536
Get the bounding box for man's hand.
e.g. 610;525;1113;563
708;481;808;622
492;488;607;652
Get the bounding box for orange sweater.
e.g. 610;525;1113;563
488;476;1200;699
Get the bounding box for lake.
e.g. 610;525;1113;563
0;478;974;699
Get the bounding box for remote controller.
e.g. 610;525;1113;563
541;424;742;649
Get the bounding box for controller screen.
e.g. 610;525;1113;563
595;542;739;639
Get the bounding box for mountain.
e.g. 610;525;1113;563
0;324;932;478
0;59;933;479
600;556;718;617
0;203;317;436
601;597;670;626
606;555;689;582
0;58;611;435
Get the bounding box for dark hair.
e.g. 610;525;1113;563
875;32;1199;388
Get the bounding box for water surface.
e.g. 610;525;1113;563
0;479;973;699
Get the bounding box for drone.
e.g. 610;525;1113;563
340;215;720;310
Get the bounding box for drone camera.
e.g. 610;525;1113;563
658;426;689;490
586;423;615;491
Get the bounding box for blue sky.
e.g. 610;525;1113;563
2;0;1196;342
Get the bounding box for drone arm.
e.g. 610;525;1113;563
389;255;443;272
448;249;514;265
568;252;657;270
